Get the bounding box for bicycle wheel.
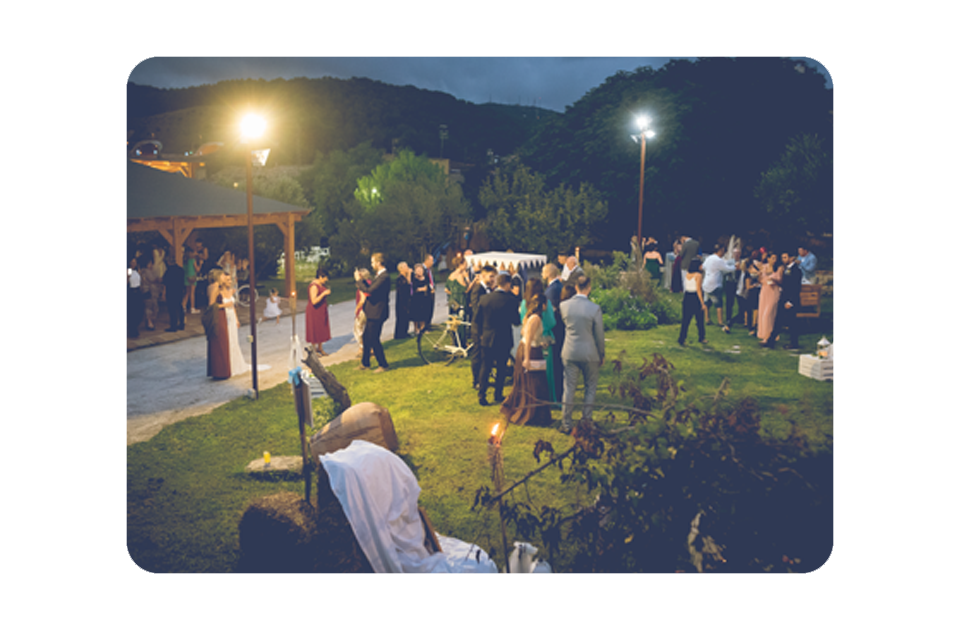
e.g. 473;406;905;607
237;285;256;307
417;324;457;365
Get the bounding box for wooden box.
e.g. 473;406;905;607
798;354;833;381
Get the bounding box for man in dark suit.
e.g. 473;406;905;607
162;253;186;331
541;262;565;406
764;252;802;350
469;265;498;389
355;252;391;371
474;273;521;406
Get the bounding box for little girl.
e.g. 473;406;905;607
261;288;283;324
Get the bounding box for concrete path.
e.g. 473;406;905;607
127;289;449;445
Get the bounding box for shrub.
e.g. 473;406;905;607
593;288;659;331
647;294;682;325
582;260;620;291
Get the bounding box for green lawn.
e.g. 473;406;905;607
128;302;833;572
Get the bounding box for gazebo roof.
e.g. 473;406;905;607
127;160;309;220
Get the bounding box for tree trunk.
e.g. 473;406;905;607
302;346;352;413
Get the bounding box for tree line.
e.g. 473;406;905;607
129;58;833;272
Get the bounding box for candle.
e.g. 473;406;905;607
263;451;271;465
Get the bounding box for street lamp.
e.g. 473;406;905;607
241;113;267;399
631;115;655;249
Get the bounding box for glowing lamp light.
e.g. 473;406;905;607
636;115;651;130
645;130;656;139
240;114;267;141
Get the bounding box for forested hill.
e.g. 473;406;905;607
127;77;558;166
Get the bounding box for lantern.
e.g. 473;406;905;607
817;336;832;359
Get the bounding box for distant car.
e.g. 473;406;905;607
132;140;162;158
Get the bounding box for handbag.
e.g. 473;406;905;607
525;358;546;371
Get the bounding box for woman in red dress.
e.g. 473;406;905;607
306;266;332;356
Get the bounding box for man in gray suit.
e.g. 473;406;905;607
559;275;605;434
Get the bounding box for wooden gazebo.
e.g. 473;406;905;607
127;161;311;297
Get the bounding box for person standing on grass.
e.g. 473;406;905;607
798;244;818;284
475;273;521;406
542;262;565;405
763;252;802;350
355;252;390;372
702;244;738;333
394;262;413;340
422;253;436;325
469;265;498;390
559;275;605;434
678;235;700;280
756;253;784;344
678;258;708;346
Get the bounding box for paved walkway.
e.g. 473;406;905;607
127;289;449;445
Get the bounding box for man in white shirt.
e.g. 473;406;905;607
702;244;738;332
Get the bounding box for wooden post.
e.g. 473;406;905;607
302;346;352;412
292;374;314;505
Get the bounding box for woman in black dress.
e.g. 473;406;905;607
409;263;432;334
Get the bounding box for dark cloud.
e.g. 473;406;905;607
129;57;831;113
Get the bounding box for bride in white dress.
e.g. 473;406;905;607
222;277;250;377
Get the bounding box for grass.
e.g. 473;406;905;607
128;294;833;572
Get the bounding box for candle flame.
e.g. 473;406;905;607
491;423;499;437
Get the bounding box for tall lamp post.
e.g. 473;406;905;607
631;115;655;248
241;114;267;400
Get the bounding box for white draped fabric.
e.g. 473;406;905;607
320;440;497;573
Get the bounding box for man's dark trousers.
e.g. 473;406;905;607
362;318;388;368
478;344;509;402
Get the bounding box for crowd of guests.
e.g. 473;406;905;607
128;240;266;385
131;235;819;421
453;251;601;434
637;234;818;350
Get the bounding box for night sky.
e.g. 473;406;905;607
128;56;832;114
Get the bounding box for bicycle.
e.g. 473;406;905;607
235;283;258;307
417;313;474;365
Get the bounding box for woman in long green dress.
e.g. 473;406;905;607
642;240;663;284
445;256;470;344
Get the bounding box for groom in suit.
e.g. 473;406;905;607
355;252;391;372
559;275;605;434
474;273;521;406
469;265;498;389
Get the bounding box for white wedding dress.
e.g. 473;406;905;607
222;295;250;377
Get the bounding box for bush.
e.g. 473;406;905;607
593;288;660;331
647;294;682;325
582;260;620;291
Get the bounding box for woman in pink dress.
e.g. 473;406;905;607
756;253;783;343
306;266;332;356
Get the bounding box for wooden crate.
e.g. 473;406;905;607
798;354;833;381
797;284;822;319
